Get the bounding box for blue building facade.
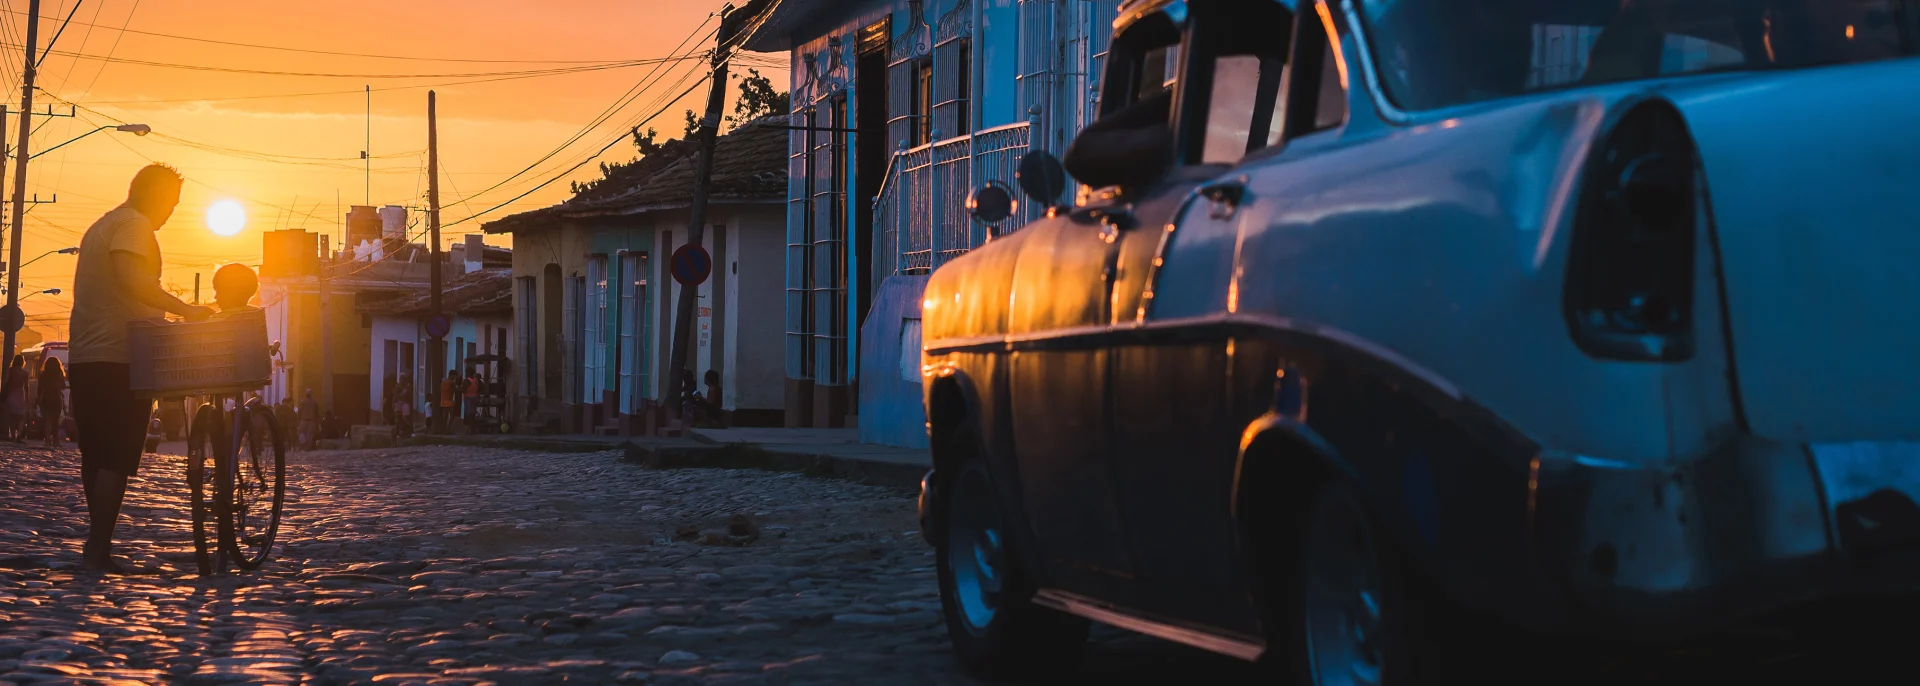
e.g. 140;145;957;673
739;0;1120;446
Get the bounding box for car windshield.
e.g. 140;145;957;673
1355;0;1920;111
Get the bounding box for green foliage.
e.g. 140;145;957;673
726;69;790;130
568;69;789;197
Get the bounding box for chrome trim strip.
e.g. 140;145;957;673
922;312;1462;401
1337;0;1415;125
1131;186;1209;325
1032;589;1266;662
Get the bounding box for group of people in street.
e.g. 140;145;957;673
0;353;73;447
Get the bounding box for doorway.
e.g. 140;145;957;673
541;264;563;407
855;37;889;334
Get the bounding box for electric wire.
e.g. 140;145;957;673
0;42;706;79
4;8;675;64
436;19;716;208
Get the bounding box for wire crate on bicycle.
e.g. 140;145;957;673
129;308;286;576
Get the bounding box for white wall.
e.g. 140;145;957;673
370;315;420;414
262;282;292;403
726;207;788;411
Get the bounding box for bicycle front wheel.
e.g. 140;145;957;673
186;404;225;576
222;405;286;570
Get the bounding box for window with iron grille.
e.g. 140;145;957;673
785;108;814;382
585;256;608;404
934;0;973;140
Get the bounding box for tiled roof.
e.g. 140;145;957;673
482;116;788;235
357;268;512;317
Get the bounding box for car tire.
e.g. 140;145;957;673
935;427;1089;682
1292;480;1423;686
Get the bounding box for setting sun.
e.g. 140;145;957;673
207;199;247;237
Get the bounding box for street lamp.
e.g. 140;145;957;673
28;124;151;160
9;246;77;273
3;288;59;300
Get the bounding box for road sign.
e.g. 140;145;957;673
425;314;451;339
671;244;712;287
0;304;21;334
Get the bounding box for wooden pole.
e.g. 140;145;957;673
666;3;737;422
3;0;42;366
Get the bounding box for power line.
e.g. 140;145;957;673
67;64;698;106
445;75;710;231
436;20;716;207
3;8;676;64
440;24;765;215
0;42;706;79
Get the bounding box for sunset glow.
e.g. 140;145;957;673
10;0;784;339
206;200;246;237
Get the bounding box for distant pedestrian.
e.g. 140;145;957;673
274;397;295;443
298;389;320;451
38;357;67;449
393;374;414;439
694;369;724;428
381;376;396;426
464;371;480;423
1;355;28;441
439;369;461;433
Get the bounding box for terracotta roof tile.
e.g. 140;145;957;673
482;116;788;234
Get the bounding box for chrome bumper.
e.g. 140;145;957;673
1530;437;1920;636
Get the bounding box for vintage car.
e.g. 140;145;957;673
915;0;1920;682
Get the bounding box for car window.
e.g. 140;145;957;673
1203;55;1277;164
1140;44;1181;100
1261;7;1349;148
1356;0;1920;111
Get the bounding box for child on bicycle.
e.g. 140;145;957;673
211;263;259;314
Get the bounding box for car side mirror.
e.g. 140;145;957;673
967;181;1017;227
1016;151;1069;209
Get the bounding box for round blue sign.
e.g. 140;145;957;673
425;314;451;339
671;244;712;287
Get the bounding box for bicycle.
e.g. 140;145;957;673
130;310;286;576
182;387;286;575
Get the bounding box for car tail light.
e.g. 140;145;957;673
1563;100;1699;362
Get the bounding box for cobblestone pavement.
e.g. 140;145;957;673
2;442;1910;686
1;443;996;685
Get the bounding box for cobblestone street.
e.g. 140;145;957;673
0;443;992;685
8;442;1911;686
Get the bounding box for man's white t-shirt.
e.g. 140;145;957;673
70;206;164;365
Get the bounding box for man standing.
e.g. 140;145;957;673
70;163;214;574
438;369;461;434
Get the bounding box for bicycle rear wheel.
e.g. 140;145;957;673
222;405;286;570
185;404;226;576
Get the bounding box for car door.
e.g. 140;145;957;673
1002;3;1202;599
1107;0;1347;633
1003;210;1135;594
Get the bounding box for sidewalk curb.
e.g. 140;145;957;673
621;442;927;493
400;435;624;453
396;433;928;493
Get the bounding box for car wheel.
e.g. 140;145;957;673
936;440;1089;681
1296;481;1417;686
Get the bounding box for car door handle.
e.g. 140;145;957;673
1199;179;1246;220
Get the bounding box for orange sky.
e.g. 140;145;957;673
7;0;785;338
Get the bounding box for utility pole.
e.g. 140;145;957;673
666;3;738;419
426;90;445;431
2;0;42;367
319;234;333;413
2;107;8;263
364;85;371;206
